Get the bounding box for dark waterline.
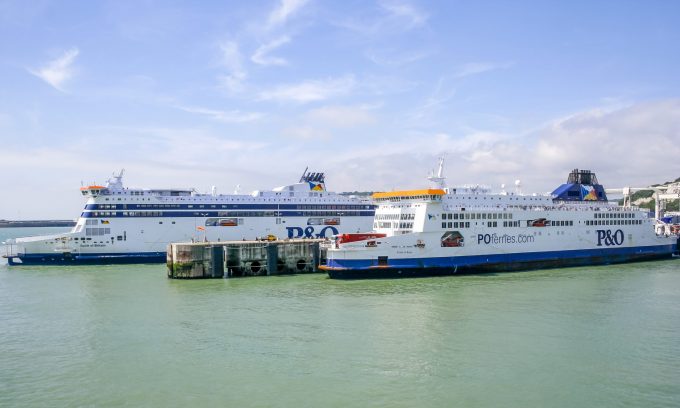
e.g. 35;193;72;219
1;228;680;407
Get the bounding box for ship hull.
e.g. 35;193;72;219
324;244;677;279
6;216;371;266
6;252;167;266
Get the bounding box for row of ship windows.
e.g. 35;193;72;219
97;191;148;195
85;228;111;236
443;212;513;220
87;210;363;217
377;195;440;202
586;220;642;225
375;213;416;220
375;222;415;229
549;220;574;226
93;204;371;210
440;220;573;229
379;195;548;202
436;220;641;228
104;197;152;201
448;195;546;201
59;237;94;241
442;222;472;228
101;196;353;202
207;210;362;216
594;212;636;219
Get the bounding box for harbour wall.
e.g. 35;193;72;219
0;220;76;228
167;239;326;279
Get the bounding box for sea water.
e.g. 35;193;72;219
1;227;679;407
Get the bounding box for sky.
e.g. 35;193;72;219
1;0;680;219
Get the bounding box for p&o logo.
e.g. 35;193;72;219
596;229;624;247
286;226;339;239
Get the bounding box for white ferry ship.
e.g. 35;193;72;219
3;170;375;265
322;164;679;279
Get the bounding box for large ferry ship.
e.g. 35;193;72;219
3;170;375;265
322;163;679;279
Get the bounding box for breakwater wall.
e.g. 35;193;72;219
0;219;76;228
167;239;326;279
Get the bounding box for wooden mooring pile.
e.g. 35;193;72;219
167;239;326;279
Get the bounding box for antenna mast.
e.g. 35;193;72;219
299;167;309;183
427;157;447;190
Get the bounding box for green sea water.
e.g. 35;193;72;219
1;227;680;407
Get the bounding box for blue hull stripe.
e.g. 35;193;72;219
7;252;166;266
326;244;677;278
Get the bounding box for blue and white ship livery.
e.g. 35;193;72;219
322;164;679;279
4;170;375;265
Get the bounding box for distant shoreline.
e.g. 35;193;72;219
0;220;76;228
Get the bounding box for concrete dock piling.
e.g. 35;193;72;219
167;239;326;279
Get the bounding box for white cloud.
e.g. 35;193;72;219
267;0;309;29
528;100;680;185
282;126;332;140
363;74;419;96
176;106;264;123
3;101;679;218
251;36;291;66
365;48;430;67
454;61;514;78
338;0;428;36
219;41;243;72
0;127;273;218
305;105;376;127
135;127;269;158
317;100;680;193
409;77;456;122
28;47;79;91
258;75;356;103
215;1;309;93
278;105;376;141
218;41;247;93
378;0;428;28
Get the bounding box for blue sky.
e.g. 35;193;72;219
1;0;680;218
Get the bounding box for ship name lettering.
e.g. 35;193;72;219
477;233;534;245
286;226;339;239
596;229;624;246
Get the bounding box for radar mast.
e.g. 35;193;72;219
427;157;447;190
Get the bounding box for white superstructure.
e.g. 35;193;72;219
4;170;375;265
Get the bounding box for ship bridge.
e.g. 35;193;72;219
372;189;446;235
